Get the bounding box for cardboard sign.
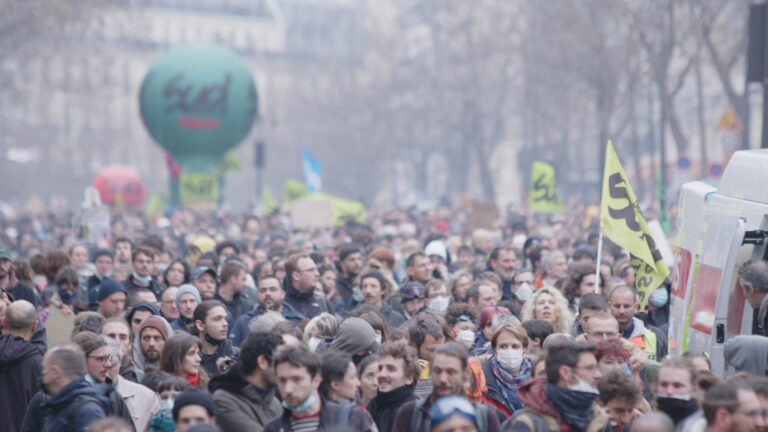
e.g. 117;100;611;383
291;198;333;229
74;206;110;243
45;306;75;349
468;201;498;230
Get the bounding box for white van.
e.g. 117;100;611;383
670;149;768;377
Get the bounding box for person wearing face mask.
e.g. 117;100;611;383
445;303;479;351
425;279;451;316
264;347;373;432
149;377;193;432
192;301;239;377
123;248;166;299
655;357;703;431
505;341;610;431
482;322;532;417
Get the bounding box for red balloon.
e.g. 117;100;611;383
92;165;146;206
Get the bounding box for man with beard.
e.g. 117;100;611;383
131;315;171;381
22;343;108;432
609;285;667;362
230;275;303;347
506;341;610;431
209;332;284;432
193;300;238;376
367;340;420;432
172;284;201;332
264;347;372;432
393;342;502;431
488;247;519;301
335;245;364;309
283;253;333;319
0;246;38;306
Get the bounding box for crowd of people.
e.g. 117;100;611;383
0;205;766;432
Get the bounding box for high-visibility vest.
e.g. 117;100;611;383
629;329;658;361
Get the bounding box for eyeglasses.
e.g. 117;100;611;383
88;354;113;365
297;267;318;273
429;395;477;426
735;409;766;419
514;280;534;285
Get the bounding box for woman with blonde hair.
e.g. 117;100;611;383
521;287;573;334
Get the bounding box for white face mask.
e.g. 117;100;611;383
375;335;382;345
515;283;533;303
456;330;475;350
428;296;450;315
567;375;599;395
308;337;322;352
496;348;524;371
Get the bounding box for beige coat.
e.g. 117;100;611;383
116;376;158;432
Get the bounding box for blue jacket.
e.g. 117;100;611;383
39;377;108;432
230;301;304;347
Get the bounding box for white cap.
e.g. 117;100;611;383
424;240;447;261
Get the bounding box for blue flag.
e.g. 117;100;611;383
302;148;323;193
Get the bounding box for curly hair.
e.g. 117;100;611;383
521;287;573;334
598;369;641;406
377;339;420;388
240;332;284;375
445;302;478;326
561;262;604;306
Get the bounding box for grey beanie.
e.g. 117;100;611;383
329;317;378;356
176;284;202;310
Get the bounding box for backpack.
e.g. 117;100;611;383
64;386;135;432
410;398;488;432
502;409;552;432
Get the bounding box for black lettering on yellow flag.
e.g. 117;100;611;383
600;142;669;308
529;161;564;213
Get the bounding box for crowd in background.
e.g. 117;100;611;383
0;203;766;432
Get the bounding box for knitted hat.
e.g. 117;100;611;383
91;248;113;263
138;315;169;341
97;278;127;302
126;300;161;324
176;284;202;310
329;317;378;356
172;389;216;421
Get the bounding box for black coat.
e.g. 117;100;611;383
367;385;418;432
201;339;239;377
22;377;109;432
0;335;43;432
283;283;334;320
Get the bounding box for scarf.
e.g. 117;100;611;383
544;383;597;432
187;373;199;388
489;356;531;412
466;358;487;402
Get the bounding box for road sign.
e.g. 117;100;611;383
717;107;742;132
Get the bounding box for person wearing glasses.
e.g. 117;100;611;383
283;253;333;320
71;331;134;425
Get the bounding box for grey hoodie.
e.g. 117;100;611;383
724;334;768;375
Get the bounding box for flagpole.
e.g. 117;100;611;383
595;218;604;294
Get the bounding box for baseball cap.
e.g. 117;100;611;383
0;245;10;260
191;266;216;280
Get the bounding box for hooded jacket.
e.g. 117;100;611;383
132;316;174;381
329;317;377;357
283;281;333;320
506;377;610;432
0;334;43;432
209;363;282;432
200;338;239;377
25;376;109;432
724;335;768;375
230;301;304;347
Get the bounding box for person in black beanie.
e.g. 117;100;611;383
96;278;128;319
172;388;217;432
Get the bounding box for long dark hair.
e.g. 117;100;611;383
191;300;226;337
159;333;209;390
163;259;191;287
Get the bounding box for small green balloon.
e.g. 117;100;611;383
140;45;258;169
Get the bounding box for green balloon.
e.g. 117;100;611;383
140;45;258;169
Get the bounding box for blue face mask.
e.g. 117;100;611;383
158;399;173;416
281;392;316;412
650;288;668;308
133;272;152;284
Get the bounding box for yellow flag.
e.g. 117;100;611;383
600;141;669;308
528;161;564;213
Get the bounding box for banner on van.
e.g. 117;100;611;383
600;141;670;308
528;161;565;213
